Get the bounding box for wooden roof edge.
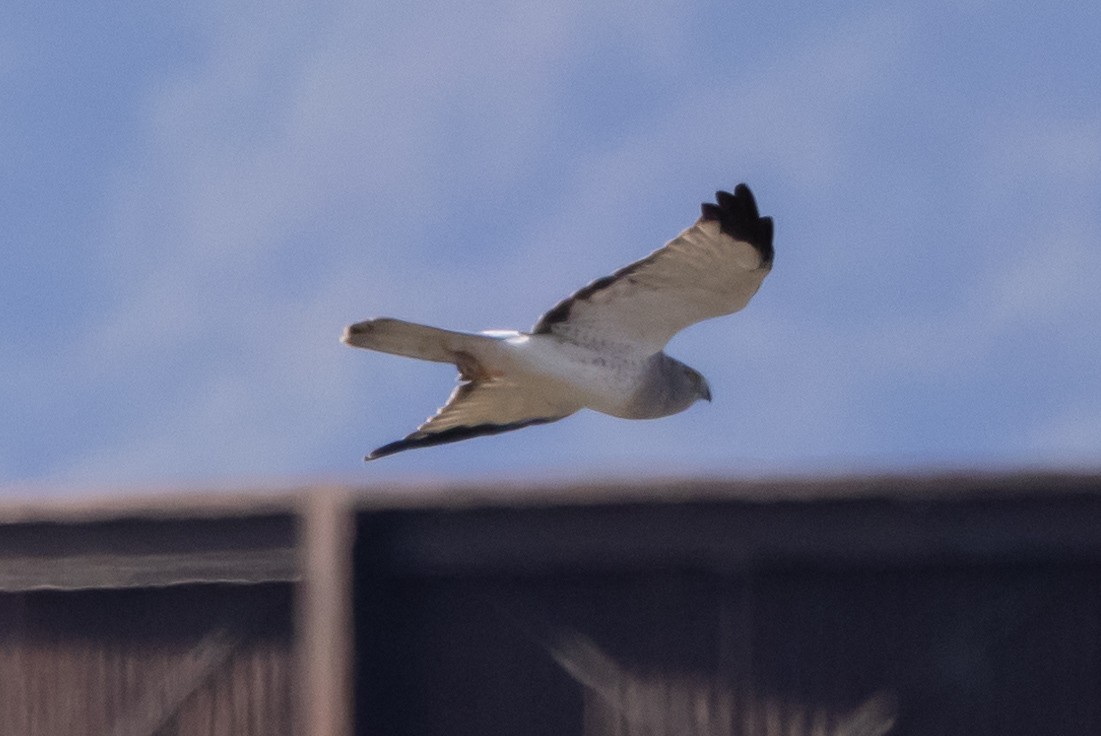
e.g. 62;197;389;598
1;470;1099;525
0;487;309;525
347;468;1101;510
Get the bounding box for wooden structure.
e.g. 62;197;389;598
2;473;1100;735
0;492;312;736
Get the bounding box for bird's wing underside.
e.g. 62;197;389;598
367;377;579;460
532;184;774;353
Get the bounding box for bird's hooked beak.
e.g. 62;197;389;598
700;379;712;403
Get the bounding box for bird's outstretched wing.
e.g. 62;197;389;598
532;184;774;353
367;378;579;460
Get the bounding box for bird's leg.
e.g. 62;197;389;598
454;351;495;381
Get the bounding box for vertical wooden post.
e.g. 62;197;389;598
297;488;353;736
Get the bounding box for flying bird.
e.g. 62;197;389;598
343;183;774;460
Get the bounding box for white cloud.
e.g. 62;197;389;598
53;3;920;484
23;1;1101;487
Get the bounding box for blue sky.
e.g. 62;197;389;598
3;0;1100;493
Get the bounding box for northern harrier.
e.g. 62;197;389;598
343;183;774;460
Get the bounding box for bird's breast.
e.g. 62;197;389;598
496;334;651;416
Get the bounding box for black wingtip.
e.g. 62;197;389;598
365;436;422;461
364;417;561;461
700;183;774;266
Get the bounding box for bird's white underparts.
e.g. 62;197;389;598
342;183;774;461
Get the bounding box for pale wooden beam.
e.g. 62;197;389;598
296;488;354;736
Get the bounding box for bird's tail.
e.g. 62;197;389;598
342;318;497;365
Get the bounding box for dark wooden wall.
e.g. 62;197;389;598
353;483;1101;736
0;583;296;736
